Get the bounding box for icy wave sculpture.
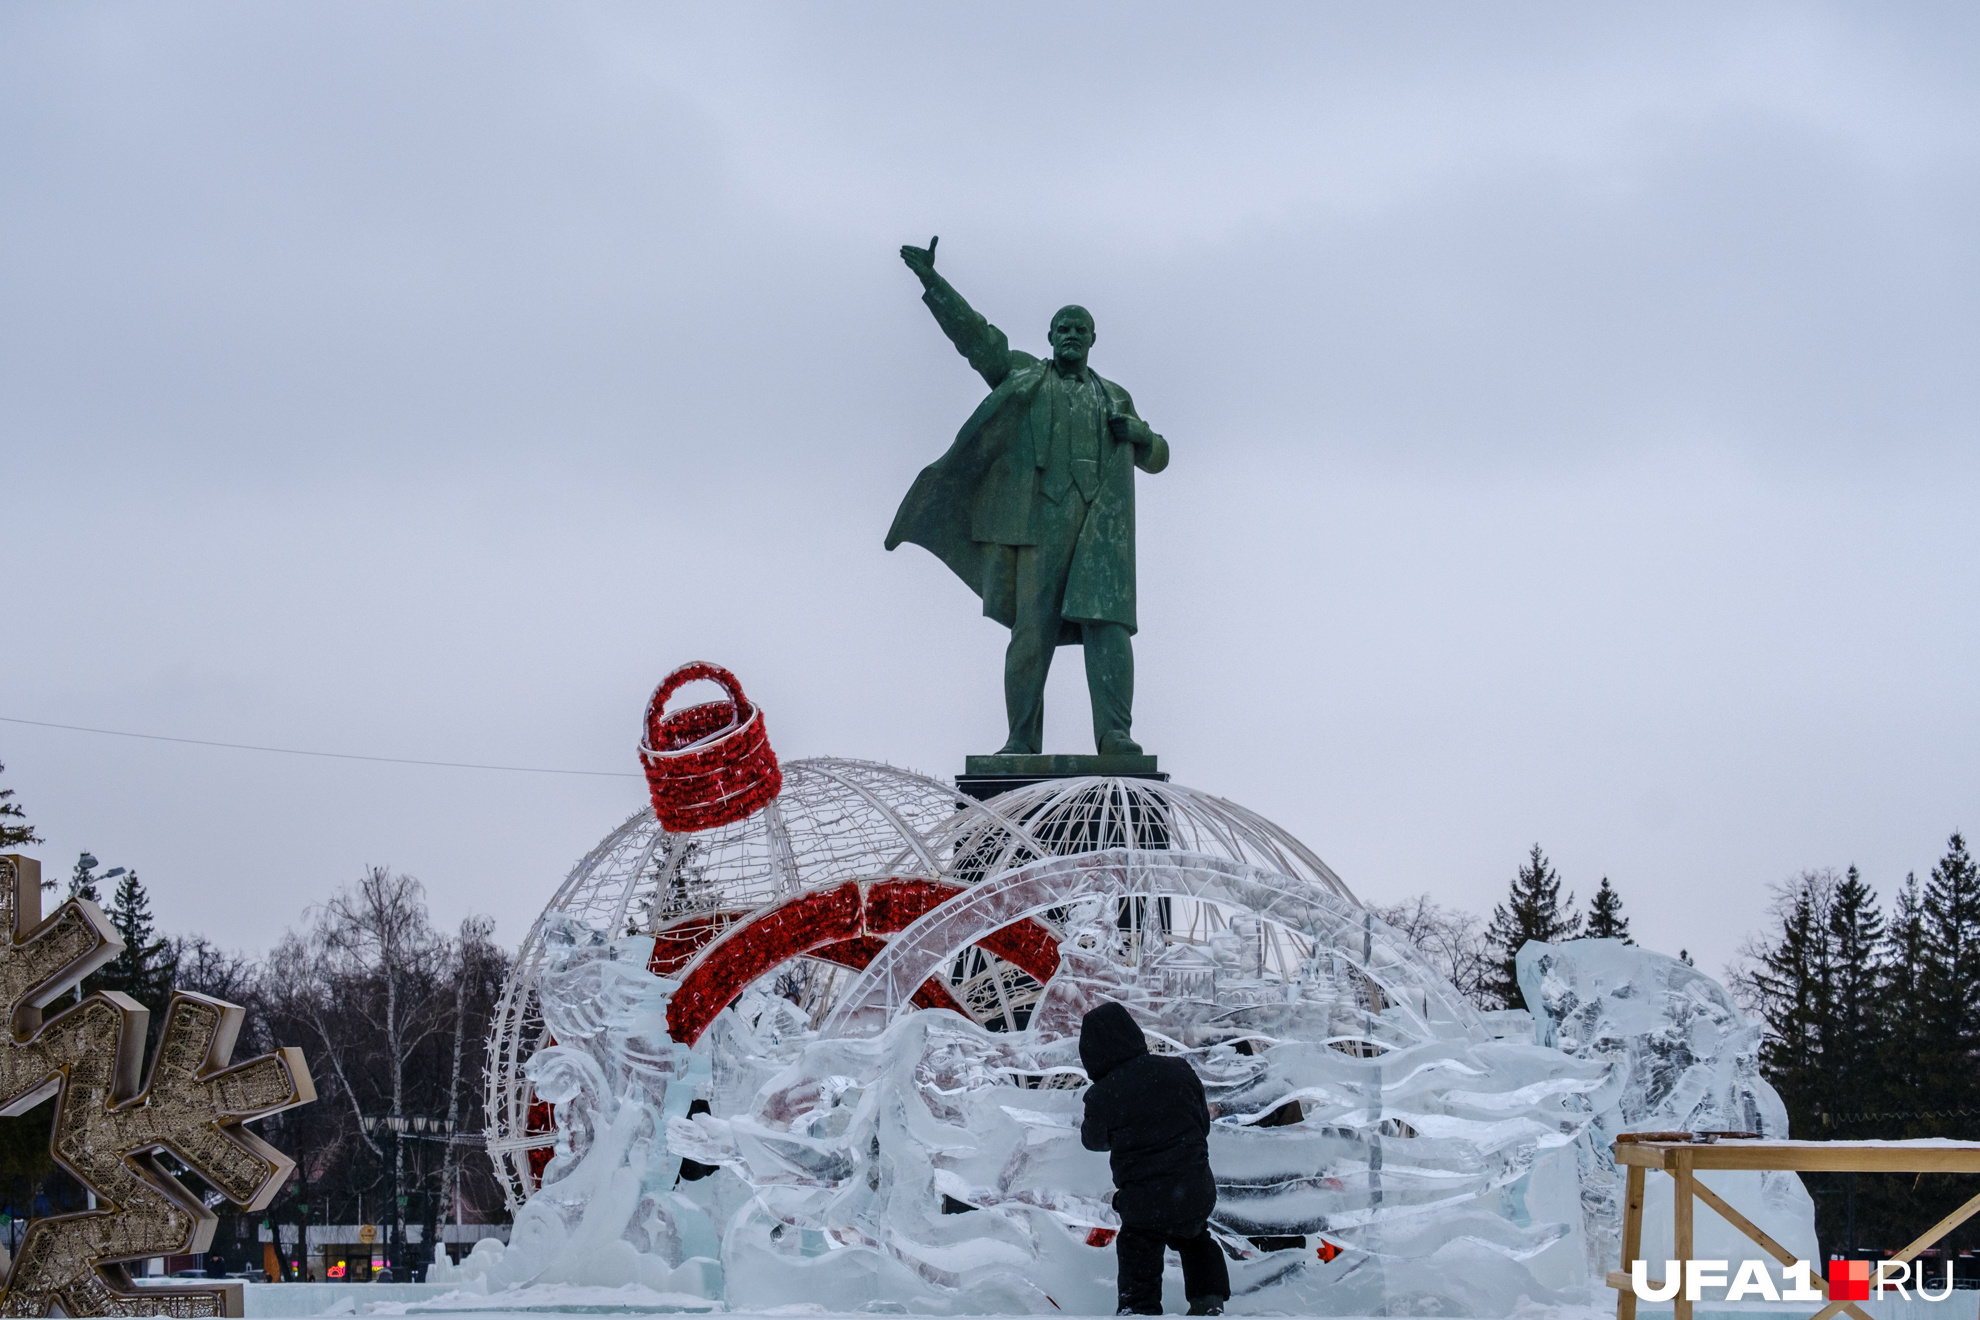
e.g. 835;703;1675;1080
1517;938;1818;1281
455;903;1811;1316
672;970;1613;1314
430;917;723;1299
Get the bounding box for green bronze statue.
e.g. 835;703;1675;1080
887;239;1169;758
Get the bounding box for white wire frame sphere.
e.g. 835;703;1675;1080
484;768;1380;1208
822;847;1485;1049
485;757;1012;1207
930;776;1357;901
927;776;1364;991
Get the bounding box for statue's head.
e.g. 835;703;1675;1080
1048;305;1095;369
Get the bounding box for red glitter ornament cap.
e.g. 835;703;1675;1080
639;661;782;832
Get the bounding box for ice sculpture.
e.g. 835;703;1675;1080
1517;938;1818;1281
430;918;723;1300
456;898;1639;1314
470;790;1819;1317
673;1002;1614;1316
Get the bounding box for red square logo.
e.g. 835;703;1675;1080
1829;1260;1870;1302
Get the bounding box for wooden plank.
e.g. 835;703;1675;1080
1886;1186;1980;1266
1626;1139;1980;1152
1617;1140;1980;1173
1686;1186;1879;1320
1607;1270;1667;1293
1612;1138;1980;1320
1691;1178;1798;1268
1674;1149;1694;1320
1680;1148;1980;1173
1617;1164;1646;1320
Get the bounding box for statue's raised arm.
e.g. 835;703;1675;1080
900;238;1022;389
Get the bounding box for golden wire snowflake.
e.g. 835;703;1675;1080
0;855;314;1318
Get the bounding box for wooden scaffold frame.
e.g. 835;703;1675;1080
1611;1134;1980;1320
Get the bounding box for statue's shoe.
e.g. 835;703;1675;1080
1097;733;1143;757
995;742;1039;756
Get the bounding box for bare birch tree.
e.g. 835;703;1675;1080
1371;893;1497;1009
437;915;500;1228
289;868;453;1272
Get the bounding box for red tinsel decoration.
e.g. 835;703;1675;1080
640;662;782;832
525;1098;554;1187
979;919;1062;984
523;1032;559;1188
662;877;1059;1044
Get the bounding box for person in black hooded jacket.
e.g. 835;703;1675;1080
1080;1001;1230;1316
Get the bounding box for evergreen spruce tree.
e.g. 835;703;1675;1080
1859;845;1980;1261
1585;877;1632;942
0;761;39;850
1750;867;1893;1258
1878;872;1931;1115
99;870;175;1022
1917;834;1980;1131
1747;872;1836;1129
1825;866;1885;1131
1485;844;1581;1010
61;854;128;1004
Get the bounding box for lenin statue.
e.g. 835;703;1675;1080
886;239;1169;758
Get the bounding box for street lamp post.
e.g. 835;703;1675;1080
361;1114;459;1278
361;1115;408;1278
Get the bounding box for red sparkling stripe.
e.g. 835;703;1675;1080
979;920;1061;984
665;883;864;1041
910;977;967;1014
865;878;959;932
811;935;890;969
664;878;1062;1045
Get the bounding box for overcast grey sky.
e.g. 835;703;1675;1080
3;2;1976;980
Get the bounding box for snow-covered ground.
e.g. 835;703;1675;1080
238;1286;1978;1320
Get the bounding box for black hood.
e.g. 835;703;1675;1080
1079;1002;1148;1081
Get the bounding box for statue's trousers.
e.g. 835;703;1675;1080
991;486;1135;753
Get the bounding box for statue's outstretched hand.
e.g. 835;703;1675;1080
900;236;938;280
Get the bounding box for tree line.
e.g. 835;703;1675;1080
1374;842;1638;1012
0;761;511;1279
1379;825;1980;1259
1735;834;1980;1259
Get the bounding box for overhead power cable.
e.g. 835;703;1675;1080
0;715;640;779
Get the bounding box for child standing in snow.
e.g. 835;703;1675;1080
1079;1002;1230;1316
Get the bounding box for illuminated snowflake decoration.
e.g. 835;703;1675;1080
0;855;314;1318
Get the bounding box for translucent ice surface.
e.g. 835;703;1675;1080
431;917;724;1298
674;964;1613;1315
464;912;1813;1317
1517;939;1818;1281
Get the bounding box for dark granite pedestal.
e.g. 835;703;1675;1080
955;753;1169;803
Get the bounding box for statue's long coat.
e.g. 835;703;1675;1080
885;278;1169;643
